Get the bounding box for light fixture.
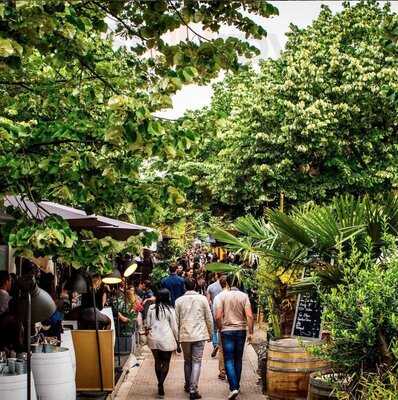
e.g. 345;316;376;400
17;275;57;323
123;263;137;277
102;267;122;284
64;271;89;293
17;274;57;400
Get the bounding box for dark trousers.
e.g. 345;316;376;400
221;330;247;391
151;349;173;386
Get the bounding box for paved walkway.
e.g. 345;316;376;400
115;343;264;400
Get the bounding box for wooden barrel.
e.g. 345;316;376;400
266;338;328;400
307;373;338;400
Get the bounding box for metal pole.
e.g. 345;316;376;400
90;277;104;392
26;292;31;400
115;284;121;368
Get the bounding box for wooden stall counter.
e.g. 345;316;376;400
71;330;114;392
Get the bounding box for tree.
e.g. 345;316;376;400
0;1;279;270
176;1;398;218
0;0;278;221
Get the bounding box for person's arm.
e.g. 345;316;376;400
175;302;181;341
169;309;179;343
206;287;212;305
203;298;213;339
118;312;129;323
244;295;254;342
145;307;152;335
215;297;224;331
181;278;186;294
160;277;166;289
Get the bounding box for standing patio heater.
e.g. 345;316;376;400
17;274;57;400
65;270;105;392
102;266;122;372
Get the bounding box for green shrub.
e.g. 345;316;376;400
313;250;398;373
337;372;398;400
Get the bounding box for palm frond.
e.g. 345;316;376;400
384;192;398;235
233;215;276;245
267;209;313;247
206;263;239;273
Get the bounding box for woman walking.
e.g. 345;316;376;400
145;288;178;397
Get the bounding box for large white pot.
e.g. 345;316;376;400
61;329;76;376
31;347;75;400
0;373;37;400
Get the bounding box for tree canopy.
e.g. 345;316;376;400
0;0;278;223
0;0;278;269
176;1;398;219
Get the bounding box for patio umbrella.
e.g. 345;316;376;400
3;195;153;239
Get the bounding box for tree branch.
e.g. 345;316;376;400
89;0;146;42
166;0;210;43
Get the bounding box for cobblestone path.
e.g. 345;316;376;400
116;342;264;400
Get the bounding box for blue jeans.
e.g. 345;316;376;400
221;330;246;391
212;316;218;348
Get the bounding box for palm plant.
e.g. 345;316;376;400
210;194;398;335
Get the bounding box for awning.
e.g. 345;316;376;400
3;195;153;239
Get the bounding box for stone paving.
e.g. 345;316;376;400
115;342;264;400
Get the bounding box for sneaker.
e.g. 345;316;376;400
190;392;202;399
211;346;219;358
184;384;190;393
228;389;239;400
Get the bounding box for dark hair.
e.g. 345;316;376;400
226;274;237;288
169;264;178;274
219;275;228;289
144;280;151;289
155;288;172;320
185;279;195;291
0;271;10;287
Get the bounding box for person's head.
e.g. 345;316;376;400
197;275;205;286
139;280;151;291
176;265;184;276
155;288;172;319
169;264;178;274
226;274;237;289
91;273;102;289
185;279;196;291
0;271;11;292
185;268;193;278
126;287;138;307
219;274;228;289
156;288;171;305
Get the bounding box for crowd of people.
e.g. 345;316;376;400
0;244;255;400
145;260;254;400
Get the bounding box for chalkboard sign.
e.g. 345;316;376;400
291;291;322;338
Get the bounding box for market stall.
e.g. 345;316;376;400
0;197;154;399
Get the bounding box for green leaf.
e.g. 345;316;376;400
206;263;239;273
0;39;15;57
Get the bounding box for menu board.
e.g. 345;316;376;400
292;291;322;338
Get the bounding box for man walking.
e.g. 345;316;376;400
212;275;228;380
175;279;213;399
215;275;254;400
161;264;186;306
206;273;223;357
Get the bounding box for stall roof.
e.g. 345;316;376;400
3;195;153;239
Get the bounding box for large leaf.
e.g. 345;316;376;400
206;262;240;273
267;209;313;248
